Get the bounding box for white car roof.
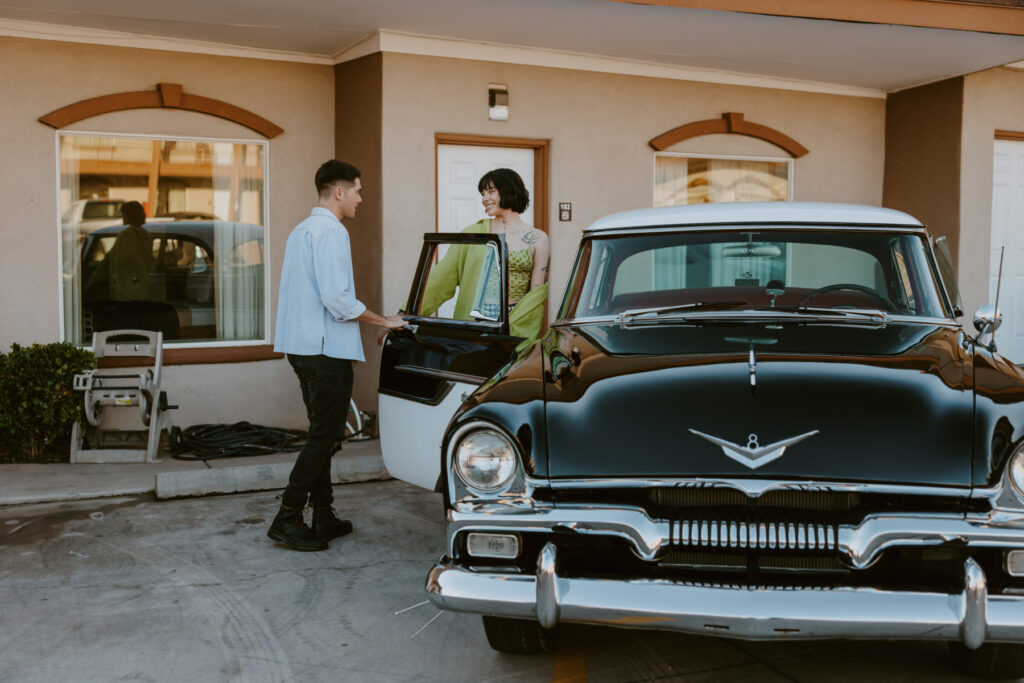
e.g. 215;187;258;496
586;202;924;232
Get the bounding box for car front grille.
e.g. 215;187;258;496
670;518;839;552
652;488;847;574
648;487;860;513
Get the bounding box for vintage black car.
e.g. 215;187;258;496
378;202;1024;677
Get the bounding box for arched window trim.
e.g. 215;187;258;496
649;112;808;158
39;83;283;139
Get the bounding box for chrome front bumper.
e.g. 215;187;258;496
426;544;1024;648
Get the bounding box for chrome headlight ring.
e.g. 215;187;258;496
448;421;522;494
991;442;1024;510
1010;446;1024;502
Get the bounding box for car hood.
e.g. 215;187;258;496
542;320;973;486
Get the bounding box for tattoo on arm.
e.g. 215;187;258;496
523;230;540;246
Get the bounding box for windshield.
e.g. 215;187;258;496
559;228;949;320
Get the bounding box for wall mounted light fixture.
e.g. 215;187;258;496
489;84;509;121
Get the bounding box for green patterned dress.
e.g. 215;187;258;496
480;247;532;318
508;248;533;303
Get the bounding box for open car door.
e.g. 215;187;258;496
378;233;524;490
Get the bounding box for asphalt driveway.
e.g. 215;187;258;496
0;481;1004;682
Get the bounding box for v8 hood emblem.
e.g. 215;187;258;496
688;428;819;469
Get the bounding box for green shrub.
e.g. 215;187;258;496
0;343;95;462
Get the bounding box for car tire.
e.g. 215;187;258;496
482;616;556;654
949;642;1024;678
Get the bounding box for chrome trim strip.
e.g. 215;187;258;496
535;476;976;499
446;505;1024;568
395;364;487;385
426;555;1024;646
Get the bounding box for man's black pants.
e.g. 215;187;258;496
282;354;354;510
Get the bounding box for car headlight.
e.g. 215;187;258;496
1011;448;1024;499
454;428;518;491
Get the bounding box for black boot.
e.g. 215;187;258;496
267;505;328;551
312;506;353;540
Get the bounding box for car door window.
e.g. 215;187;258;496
413;238;505;326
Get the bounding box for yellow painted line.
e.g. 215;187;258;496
552;647;587;683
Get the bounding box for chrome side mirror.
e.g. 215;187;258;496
973;305;1003;337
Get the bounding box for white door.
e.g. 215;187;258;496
437;145;534;232
991;140;1024;361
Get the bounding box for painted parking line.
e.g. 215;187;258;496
553;647;587;682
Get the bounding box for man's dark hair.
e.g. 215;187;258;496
477;168;529;214
315;160;361;197
121;200;146;226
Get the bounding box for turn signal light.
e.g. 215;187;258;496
467;532;520;559
1007;550;1024;577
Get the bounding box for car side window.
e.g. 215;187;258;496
154;237;211;274
415;241;503;322
890;249;917;312
586;243;613;313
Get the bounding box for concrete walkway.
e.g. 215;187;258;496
0;438;389;506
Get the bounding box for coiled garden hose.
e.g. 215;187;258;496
169;422;308;460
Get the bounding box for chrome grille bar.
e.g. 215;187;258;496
672;519;839;552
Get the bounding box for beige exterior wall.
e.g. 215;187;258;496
0;36;335;428
882;78;963;270
378;53;886;317
960;67;1024;322
335;55;385;413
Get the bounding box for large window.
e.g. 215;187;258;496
654;153;792;206
59;134;267;346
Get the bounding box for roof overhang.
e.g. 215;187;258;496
1;1;1022;94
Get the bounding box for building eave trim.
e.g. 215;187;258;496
0;18;887;98
0;18;333;65
339;30;886;99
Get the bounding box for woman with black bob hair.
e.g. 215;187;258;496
478;167;530;214
419;167;550;345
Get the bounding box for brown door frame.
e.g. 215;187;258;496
434;133;552;334
996;130;1024;142
434;133;550;233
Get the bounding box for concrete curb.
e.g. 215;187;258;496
0;487;154;506
0;441;391;506
155;453;391;499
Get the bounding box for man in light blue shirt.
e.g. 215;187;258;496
268;160;404;552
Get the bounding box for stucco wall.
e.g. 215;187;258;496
882;78;963;269
0;36;334;428
378;53;886;317
335;54;385;413
960;67;1024;322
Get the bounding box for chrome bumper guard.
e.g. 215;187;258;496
426;545;1024;648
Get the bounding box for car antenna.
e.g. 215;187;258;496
991;246;1005;352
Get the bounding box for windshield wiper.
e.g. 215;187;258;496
765;305;888;323
617;303;888;328
618;300;747;324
